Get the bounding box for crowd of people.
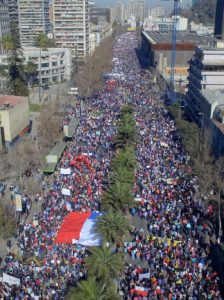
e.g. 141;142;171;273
0;32;222;299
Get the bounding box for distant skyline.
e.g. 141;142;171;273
94;0;192;9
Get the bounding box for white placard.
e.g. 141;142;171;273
134;197;142;202
3;273;20;286
60;168;71;175
62;188;71;196
139;273;150;280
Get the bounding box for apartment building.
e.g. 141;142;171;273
0;0;10;54
52;0;90;61
186;44;224;123
214;0;224;39
127;0;146;21
114;0;125;24
18;0;51;47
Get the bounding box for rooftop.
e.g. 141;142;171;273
143;30;217;46
202;90;224;106
0;95;26;109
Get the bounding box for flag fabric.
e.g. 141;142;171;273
130;286;149;297
55;212;101;246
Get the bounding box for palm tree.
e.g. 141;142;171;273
35;32;48;102
115;105;136;147
85;246;124;281
120;104;134;116
68;276;120;300
109;166;134;187
111;146;137;172
0;35;15;54
25;58;38;88
102;180;134;212
95;210;130;244
0;35;15;91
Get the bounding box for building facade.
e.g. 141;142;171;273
143;16;188;32
127;0;145;20
18;0;51;47
0;0;10;54
0;47;72;87
148;5;165;18
52;0;90;61
114;0;125;24
214;0;224;39
186;45;224;123
0;95;29;149
23;47;72;85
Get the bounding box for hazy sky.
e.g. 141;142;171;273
94;0;192;9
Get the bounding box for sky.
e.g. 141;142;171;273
94;0;192;9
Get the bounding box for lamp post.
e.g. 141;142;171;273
177;78;184;120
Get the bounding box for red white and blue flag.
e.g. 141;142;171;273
55;212;101;246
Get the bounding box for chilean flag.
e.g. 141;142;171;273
55;212;101;246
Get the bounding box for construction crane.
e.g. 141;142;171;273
161;0;181;102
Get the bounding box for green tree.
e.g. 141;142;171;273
68;276;120;300
102;180;134;212
8;48;29;96
85;246;124;281
25;58;38;87
1;36;29;95
111;146;137;172
109;166;134;187
120;104;134;116
116;115;136;146
95;210;129;245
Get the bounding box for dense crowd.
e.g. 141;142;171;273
0;32;222;299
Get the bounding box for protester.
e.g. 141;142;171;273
0;32;221;299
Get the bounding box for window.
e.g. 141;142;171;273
41;62;49;68
52;61;57;66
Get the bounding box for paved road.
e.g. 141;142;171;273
28;82;69;104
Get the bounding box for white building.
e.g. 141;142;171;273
18;0;51;47
110;7;115;25
90;22;112;54
148;5;165;18
143;16;188;32
127;0;146;20
187;43;224;123
190;21;214;36
0;0;10;54
0;47;72;86
114;0;125;24
52;0;90;61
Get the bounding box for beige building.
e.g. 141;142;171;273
0;95;29;150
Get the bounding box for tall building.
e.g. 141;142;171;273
18;0;51;47
186;44;224;123
52;0;90;61
115;0;125;24
127;0;146;20
214;0;224;40
8;0;19;24
0;0;10;44
8;0;20;47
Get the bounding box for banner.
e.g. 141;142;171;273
3;273;20;286
62;188;71;196
15;194;22;212
63;125;68;137
139;273;150;280
60;168;71;175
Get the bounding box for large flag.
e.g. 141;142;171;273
55;212;101;246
